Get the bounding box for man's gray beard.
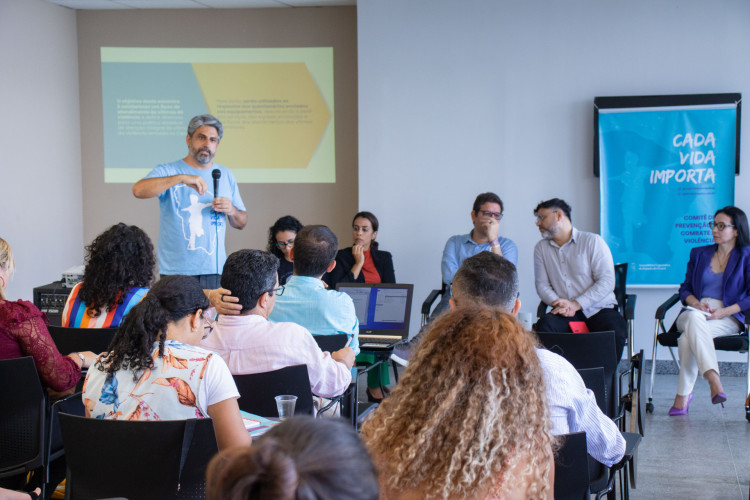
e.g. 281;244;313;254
194;152;212;165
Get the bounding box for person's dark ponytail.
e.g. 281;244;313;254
98;275;208;378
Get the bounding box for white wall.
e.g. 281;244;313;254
357;0;750;360
0;0;83;300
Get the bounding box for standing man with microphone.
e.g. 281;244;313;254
133;114;246;289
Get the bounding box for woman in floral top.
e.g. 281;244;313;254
83;275;250;450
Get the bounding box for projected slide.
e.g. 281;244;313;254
101;47;335;183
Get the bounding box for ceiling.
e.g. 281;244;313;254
45;0;354;9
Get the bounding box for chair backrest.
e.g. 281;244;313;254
576;367;608;415
47;325;117;357
535;331;618;418
0;357;46;477
233;364;314;417
554;432;590;500
313;334;349;353
59;413;217;500
573;366;611;490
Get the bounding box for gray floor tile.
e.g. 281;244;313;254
630;373;749;500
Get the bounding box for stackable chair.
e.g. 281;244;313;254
536;263;645;435
553;432;590;500
0;357;48;495
0;357;86;497
576;367;642;499
59;413;217;500
420;283;450;327
232;364;315;417
312;333;349;353
537;331;619;419
646;293;750;421
47;325;117;358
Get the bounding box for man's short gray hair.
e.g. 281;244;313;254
187;114;223;141
451;252;519;313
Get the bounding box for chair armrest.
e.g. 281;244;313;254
655;294;681;320
624;294;637;321
421;288;442;316
536;300;548;319
614;432;641;470
595;432;641;500
317;395;344;416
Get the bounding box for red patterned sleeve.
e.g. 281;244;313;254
5;300;81;391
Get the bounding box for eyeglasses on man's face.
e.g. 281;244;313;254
479;210;503;220
709;221;735;231
275;240;294;249
535;210;559;223
201;311;215;340
269;285;285;297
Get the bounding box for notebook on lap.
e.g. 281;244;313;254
336;283;414;350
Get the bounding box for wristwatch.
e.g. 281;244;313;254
76;352;85;367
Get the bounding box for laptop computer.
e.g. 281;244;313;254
336;283;413;350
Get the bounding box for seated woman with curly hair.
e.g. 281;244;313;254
62;223;154;328
361;307;555;500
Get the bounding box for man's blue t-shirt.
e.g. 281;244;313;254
144;160;245;275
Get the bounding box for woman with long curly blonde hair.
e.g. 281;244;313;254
361;307;555;500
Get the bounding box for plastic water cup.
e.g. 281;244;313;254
275;395;297;420
518;312;533;331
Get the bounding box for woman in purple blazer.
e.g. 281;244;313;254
669;206;750;416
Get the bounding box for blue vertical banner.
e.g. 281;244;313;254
597;95;740;286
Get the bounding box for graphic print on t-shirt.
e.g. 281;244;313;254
174;185;223;255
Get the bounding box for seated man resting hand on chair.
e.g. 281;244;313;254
200;249;354;399
451;251;625;467
532;198;627;361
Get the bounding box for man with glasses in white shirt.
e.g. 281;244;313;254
533;198;627;361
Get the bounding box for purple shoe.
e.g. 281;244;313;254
711;392;727;407
668;393;694;416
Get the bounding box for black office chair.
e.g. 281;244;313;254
576;367;642;500
536;262;637;359
59;413;216;500
536;305;645;437
577;367;608;415
232;364;314;418
420;283;450;327
554;431;590;500
646;293;750;421
312;333;349;353
47;325;117;357
536;331;619;419
0;357;47;495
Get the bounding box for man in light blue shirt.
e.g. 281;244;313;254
133;114;247;289
441;192;518;286
269;225;360;354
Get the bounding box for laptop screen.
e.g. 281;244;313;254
336;283;413;338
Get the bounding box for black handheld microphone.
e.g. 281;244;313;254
212;169;221;198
